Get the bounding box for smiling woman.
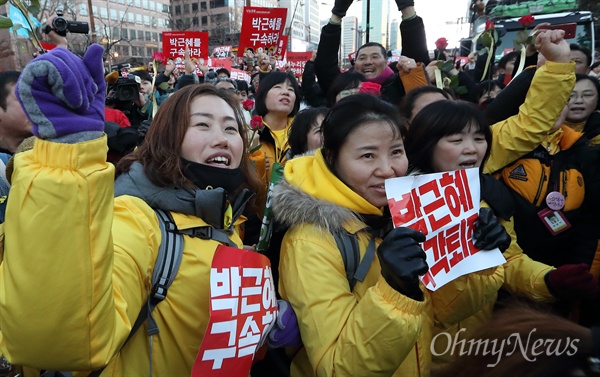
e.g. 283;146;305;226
254;71;302;179
1;44;271;375
268;94;509;377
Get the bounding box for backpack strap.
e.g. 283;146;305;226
334;230;377;291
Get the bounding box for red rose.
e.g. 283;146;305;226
152;51;166;65
249;115;264;130
435;37;448;51
242;99;255;111
518;14;535;28
358;82;381;96
485;20;495;31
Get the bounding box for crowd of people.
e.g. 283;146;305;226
0;0;599;376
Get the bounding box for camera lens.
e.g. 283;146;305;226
117;85;139;102
53;18;68;32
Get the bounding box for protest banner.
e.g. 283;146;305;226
238;7;287;57
162;31;209;60
208;58;233;71
213;45;233;58
231;69;251;83
273;36;288;59
192;245;277;377
385;168;505;291
286;51;312;77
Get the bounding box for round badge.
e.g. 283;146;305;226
546;191;565;210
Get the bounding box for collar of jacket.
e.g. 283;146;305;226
272;149;383;234
367;66;395;86
114;161;253;230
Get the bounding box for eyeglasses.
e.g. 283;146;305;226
338;89;360;99
569;91;597;101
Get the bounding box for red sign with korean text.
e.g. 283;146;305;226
286;51;312;77
238;7;288;57
385;169;505;291
231;69;251;83
208;58;233;71
274;36;288;59
192;245;277;377
162;31;209;60
213;45;232;58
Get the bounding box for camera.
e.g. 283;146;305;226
108;74;142;102
42;10;90;36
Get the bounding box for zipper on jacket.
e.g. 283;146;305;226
533;167;547;206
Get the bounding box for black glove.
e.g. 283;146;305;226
331;0;353;18
473;207;511;253
377;227;428;301
395;0;414;11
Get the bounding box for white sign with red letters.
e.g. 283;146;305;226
192;245;277;377
385;169;505;291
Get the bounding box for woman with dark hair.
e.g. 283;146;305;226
271;94;509;376
254;71;302;179
287;107;328;158
405;100;599;359
399;85;452;123
0;44;272;375
325;71;366;107
564;74;600;143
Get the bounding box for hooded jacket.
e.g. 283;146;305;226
271;150;504;377
0;136;254;375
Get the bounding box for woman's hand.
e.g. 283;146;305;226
16;44;106;142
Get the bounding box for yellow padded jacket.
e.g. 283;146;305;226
271;151;504;377
0;137;250;376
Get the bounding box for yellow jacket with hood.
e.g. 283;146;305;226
271;150;504;377
0;136;254;376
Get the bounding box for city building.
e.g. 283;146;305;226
389;18;398;51
360;0;390;47
341;15;357;66
0;0;172;69
277;0;319;52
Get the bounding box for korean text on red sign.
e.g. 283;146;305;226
192;245;277;377
162;31;209;60
238;7;288;57
385;168;505;291
286;51;312;77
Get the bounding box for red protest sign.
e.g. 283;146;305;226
238;7;287;57
208;58;233;71
286;51;312;77
162;31;209;60
231;69;251;83
386;169;505;290
213;45;232;58
274;35;288;59
192;245;277;377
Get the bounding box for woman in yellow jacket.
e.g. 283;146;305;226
0;45;270;375
271;94;508;377
404;100;600;361
254;71;302;181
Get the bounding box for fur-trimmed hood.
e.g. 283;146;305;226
272;178;362;234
